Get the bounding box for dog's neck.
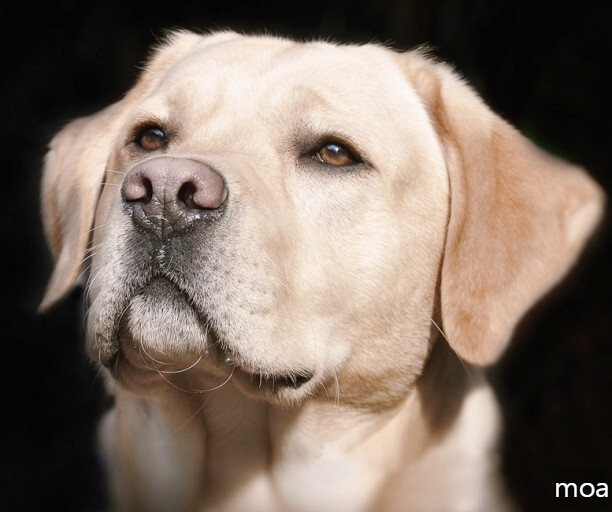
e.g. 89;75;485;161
103;341;503;512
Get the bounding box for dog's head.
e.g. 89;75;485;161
40;30;603;407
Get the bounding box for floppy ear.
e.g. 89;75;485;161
402;51;605;365
39;104;127;311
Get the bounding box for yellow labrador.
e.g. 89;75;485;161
40;30;604;512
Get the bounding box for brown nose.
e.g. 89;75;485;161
121;157;227;239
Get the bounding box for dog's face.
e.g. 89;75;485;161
89;33;450;406
40;31;603;408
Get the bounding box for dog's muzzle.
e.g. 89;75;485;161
103;156;316;396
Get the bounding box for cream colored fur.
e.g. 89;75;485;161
40;30;604;512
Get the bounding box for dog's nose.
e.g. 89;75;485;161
121;157;227;238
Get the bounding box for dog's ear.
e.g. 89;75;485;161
39;104;127;311
401;50;604;365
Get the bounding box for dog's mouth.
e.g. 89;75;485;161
100;276;315;398
229;364;315;391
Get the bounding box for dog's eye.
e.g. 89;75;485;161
135;126;167;151
312;142;360;167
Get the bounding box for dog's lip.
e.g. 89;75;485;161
99;276;316;392
228;361;315;390
104;342;316;393
221;350;315;391
97;275;218;370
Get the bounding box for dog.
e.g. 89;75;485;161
39;30;604;511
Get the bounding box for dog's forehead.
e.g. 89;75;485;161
144;35;417;116
130;34;434;163
172;35;394;81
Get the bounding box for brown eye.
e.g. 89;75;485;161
136;126;167;151
313;142;360;166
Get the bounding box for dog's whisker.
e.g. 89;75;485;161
135;341;198;377
84;240;106;256
79;243;105;273
131;339;234;394
88;220;112;234
84;268;109;305
103;169;125;178
168;364;236;394
168;394;211;437
333;373;341;406
97;345;104;368
133;345;185;386
261;252;291;293
85;266;108;291
415;301;480;381
137;340;174;367
77;261;93;286
152;367;195;393
424;308;449;346
158;353;204;374
189;365;236;393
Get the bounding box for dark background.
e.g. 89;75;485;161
2;1;611;511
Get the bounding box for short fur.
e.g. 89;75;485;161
40;30;604;512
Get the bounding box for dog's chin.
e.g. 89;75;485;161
106;277;317;404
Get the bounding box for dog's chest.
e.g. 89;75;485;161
197;452;374;512
194;395;384;511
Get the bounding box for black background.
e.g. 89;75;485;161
2;1;611;511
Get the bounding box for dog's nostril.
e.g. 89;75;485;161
120;157;228;238
140;178;153;203
139;178;154;204
122;174;153;204
178;182;198;209
121;157;227;210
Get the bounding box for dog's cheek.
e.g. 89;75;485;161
306;213;447;407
